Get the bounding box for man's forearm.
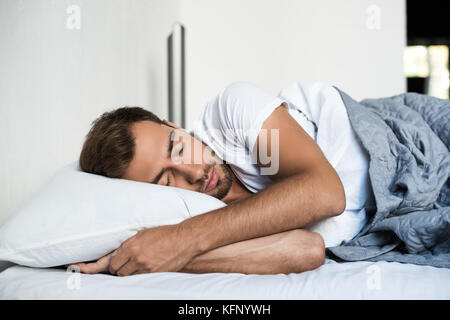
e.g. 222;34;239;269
181;168;345;256
180;229;325;274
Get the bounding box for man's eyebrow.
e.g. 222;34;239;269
150;129;175;184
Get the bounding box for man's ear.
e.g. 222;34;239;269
162;119;181;129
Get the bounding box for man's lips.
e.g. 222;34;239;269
204;166;218;192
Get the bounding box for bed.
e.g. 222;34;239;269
1;259;449;300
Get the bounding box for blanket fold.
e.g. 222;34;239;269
327;88;450;268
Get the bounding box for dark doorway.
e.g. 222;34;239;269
406;1;450;98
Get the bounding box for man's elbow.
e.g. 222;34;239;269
313;167;346;218
288;230;326;273
331;193;346;216
320;190;346;219
327;175;346;216
304;232;326;271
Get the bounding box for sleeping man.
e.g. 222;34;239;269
75;81;376;276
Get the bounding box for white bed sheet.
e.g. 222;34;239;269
1;259;449;300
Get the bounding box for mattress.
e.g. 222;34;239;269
1;259;449;299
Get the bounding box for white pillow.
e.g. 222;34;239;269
0;161;226;268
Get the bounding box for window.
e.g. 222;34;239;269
405;45;449;99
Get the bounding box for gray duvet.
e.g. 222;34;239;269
326;88;450;268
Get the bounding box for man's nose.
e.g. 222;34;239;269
177;163;207;185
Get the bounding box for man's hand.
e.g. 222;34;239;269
107;224;199;276
70;225;198;276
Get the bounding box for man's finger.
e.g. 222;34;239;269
65;252;114;274
72;262;101;274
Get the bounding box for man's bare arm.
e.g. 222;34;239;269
181;168;342;257
72;229;325;275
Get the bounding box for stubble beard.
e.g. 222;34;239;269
212;163;233;201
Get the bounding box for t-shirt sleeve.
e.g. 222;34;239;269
213;81;288;155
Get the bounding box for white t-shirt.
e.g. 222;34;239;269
191;81;373;247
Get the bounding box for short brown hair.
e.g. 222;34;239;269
79;106;163;178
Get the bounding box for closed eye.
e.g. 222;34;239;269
172;141;184;157
179;142;184;154
164;141;185;187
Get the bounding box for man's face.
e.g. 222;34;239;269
122;120;233;201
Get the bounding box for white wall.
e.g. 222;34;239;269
0;0;179;225
180;0;406;130
0;0;406;226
